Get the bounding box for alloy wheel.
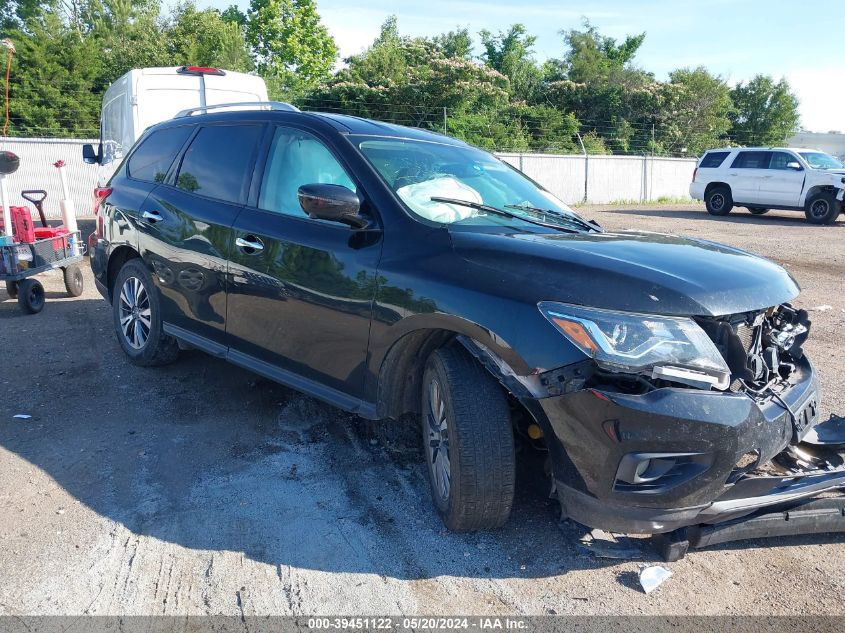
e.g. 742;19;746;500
710;194;724;211
811;199;829;219
119;276;152;349
425;378;451;503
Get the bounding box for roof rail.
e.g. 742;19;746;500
175;101;300;118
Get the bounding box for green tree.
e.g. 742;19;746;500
245;0;337;98
729;74;800;146
168;2;252;71
88;0;172;84
656;67;733;155
7;7;101;136
430;26;472;60
553;19;646;84
220;3;245;26
545;21;655;153
479;24;541;102
306;18;509;135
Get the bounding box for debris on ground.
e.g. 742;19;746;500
13;414;31;419
639;565;673;594
579;528;643;559
810;305;833;312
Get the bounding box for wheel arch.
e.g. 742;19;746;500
106;245;142;301
373;315;534;420
704;181;730;198
804;184;839;202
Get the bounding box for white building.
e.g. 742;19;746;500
789;131;845;159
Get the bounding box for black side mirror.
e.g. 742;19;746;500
82;143;101;165
297;183;367;228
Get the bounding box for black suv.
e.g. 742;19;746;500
88;104;845;558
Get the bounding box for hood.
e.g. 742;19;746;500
451;229;799;317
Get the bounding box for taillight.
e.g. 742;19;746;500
692;167;698;182
93;187;112;214
93;187;112;237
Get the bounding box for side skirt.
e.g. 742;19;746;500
163;322;379;419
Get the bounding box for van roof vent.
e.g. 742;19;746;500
175;101;300;118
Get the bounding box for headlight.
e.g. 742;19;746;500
538;302;731;390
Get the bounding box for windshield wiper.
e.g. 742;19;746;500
503;203;600;232
429;197;579;232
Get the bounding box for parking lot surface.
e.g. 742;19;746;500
1;205;844;615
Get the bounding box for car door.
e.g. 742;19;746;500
757;151;806;207
727;150;771;203
138;122;264;350
226;125;383;402
107;125;195;260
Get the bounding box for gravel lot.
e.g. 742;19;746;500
1;205;844;616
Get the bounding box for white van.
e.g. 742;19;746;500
83;66;269;182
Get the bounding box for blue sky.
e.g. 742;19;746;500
207;0;841;132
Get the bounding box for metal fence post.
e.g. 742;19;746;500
576;132;588;203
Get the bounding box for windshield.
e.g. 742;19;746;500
799;152;844;170
355;136;590;230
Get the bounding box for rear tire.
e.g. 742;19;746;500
421;344;515;531
63;264;84;297
5;280;17;298
748;207;769;215
804;191;841;225
705;186;733;216
112;258;179;366
17;278;45;314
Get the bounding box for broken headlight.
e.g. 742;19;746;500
538;302;731;390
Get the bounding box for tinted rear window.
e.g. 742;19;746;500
175;125;263;203
127;126;193;183
731;151;771;169
699;151;729;168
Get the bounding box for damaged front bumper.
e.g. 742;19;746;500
525;355;845;536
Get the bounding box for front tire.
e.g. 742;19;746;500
421;345;515;531
804;192;841;225
17;278;44;314
112;258;179;366
705;186;733;216
5;280;17;298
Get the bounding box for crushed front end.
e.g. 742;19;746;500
522;303;845;552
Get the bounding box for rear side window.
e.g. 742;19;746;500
175;124;263;203
699;151;729;168
731;151;771;169
127;126;193;183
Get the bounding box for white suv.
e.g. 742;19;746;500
690;147;845;224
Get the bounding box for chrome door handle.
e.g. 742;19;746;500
236;236;264;252
142;210;162;223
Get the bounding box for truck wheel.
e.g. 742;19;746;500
748;207;769;215
112;258;179;366
804;192;841;225
4;280;17;298
705;186;733;216
63;264;84;297
421;345;515;531
17;278;45;314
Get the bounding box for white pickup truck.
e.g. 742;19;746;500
690;147;845;224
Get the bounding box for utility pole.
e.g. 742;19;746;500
443;107;447;134
576;132;588;204
650;124;655;202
